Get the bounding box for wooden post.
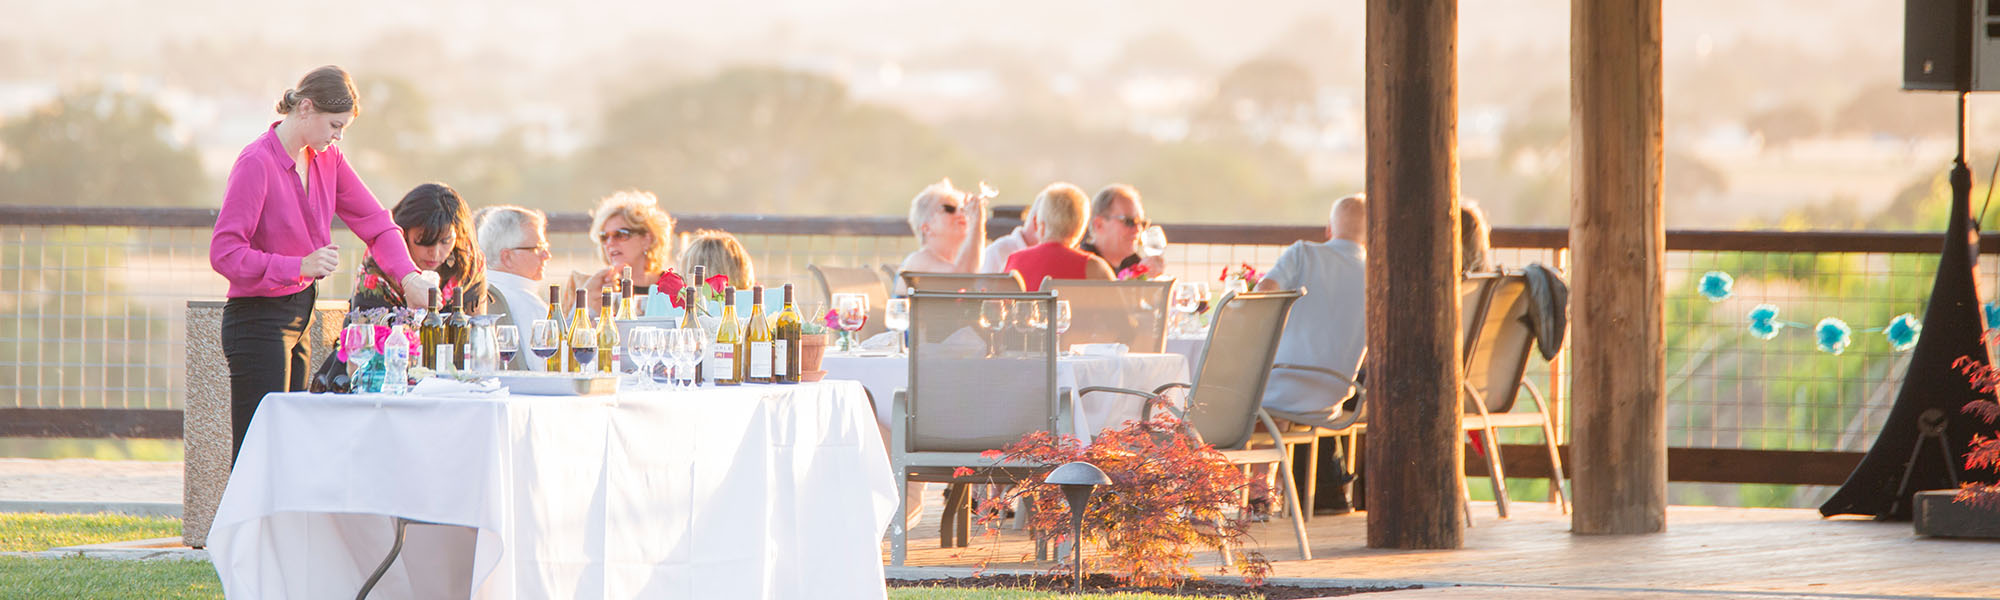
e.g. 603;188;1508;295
1365;0;1463;549
1570;0;1667;534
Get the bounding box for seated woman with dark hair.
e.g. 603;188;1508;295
349;182;486;312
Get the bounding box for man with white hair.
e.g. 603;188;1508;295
475;205;551;371
1255;194;1367;514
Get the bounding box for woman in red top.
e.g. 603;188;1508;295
1004;183;1115;291
209;66;434;462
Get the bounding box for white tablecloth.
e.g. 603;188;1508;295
1165;336;1207;371
822;352;1191;439
208;381;897;600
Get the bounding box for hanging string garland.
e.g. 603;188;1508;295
1697;270;1919;355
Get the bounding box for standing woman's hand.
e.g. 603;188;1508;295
400;271;440;309
300;244;341;279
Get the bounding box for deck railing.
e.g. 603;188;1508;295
5;205;1996;502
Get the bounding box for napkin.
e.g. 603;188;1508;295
939;327;988;358
412;377;510;399
1072;343;1129;357
860;331;901;352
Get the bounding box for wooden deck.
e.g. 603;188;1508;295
885;501;2000;598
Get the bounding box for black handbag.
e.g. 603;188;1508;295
308;337;352;393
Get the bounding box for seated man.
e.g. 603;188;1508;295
475;205;551;371
1255;194;1366;513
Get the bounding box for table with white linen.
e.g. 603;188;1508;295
822;352;1191;439
1165;335;1207;371
207;380;896;600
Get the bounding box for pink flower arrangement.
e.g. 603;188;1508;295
1117;263;1153;281
1219;262;1262;288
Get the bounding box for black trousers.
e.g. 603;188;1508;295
222;286;316;464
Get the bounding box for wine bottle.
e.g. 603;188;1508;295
546;284;564;372
619;277;636;320
446;298;471;371
598;290;620;373
569;289;588;372
774;283;802;384
712;289;741;386
746;286;772;383
420;289;444;370
681;286;705;385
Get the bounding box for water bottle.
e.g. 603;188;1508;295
382;323;411;395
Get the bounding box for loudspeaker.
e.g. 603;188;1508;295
1904;0;2000;91
1907;0;1971;91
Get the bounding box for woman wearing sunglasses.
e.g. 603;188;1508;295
896;178;988;291
583;190;676;312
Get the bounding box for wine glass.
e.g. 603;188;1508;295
1140;225;1168;258
1054;300;1072;353
341;323;379;393
625;327;655;388
672;328;701;388
832;293;868;352
885;298;910;356
527;319;560;372
495;325;520;369
1171;281;1201;335
1011;300;1041;354
979;299;1009;357
569;324;598;373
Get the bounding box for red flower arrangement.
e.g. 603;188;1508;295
654;269;729;309
1117;263;1152;281
1219;262;1262;288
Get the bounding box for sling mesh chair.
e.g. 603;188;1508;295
808;264;891;339
888;290;1070;565
1041;278;1174;353
901;271;1026;293
1078;290;1313;560
1458;270;1570;518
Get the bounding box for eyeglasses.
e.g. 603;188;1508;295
1109;214;1149;228
506;244;551;256
594;227;647;244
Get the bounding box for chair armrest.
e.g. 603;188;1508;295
1272;363;1360;388
1151;382;1192;396
1077;386;1175;424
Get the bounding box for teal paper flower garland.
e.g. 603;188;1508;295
1699;270;1920;355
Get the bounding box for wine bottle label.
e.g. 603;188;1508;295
610;348;622;371
437;344;454;365
713;349;734;379
750;342;772;378
773;340;788;376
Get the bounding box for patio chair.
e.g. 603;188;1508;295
889;290;1071;565
1262;363;1365;521
1041;278;1173;353
1457;270;1570;519
900;271;1025;294
808;264;890;338
1079;290;1313;560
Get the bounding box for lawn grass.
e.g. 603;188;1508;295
0;557;221;600
0;513;182;552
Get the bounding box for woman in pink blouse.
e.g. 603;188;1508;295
208;66;435;461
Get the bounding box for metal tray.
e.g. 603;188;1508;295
493;372;620;396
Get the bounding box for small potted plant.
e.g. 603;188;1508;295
799;315;832;381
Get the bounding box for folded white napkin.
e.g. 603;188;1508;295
939;327;988;358
1072;343;1128;357
859;331;901;351
412;377;510;399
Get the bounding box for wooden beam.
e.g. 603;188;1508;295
1571;0;1668;534
1365;0;1463;550
0;409;183;439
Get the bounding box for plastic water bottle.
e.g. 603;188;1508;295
382;323;410;395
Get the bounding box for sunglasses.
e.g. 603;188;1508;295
507;244;550;256
1109;214;1149;228
939;204;960;215
594;227;646;244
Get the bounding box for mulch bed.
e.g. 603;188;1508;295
889;574;1415;598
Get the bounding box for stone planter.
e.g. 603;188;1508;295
800;333;830;381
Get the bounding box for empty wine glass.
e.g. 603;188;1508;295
1011;300;1041;353
1140;225;1168;258
495;325;520;369
625;327;655;388
979;299;1009;357
1055;299;1072;335
885;298;910;355
1171;281;1201;335
528;319;560;372
341;323;379;393
672;328;702;388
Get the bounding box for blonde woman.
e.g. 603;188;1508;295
582;190;676;310
679;229;756;290
897;178;987;285
1002;183;1114;291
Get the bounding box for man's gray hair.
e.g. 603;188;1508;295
906;178;965;245
473;205;547;262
